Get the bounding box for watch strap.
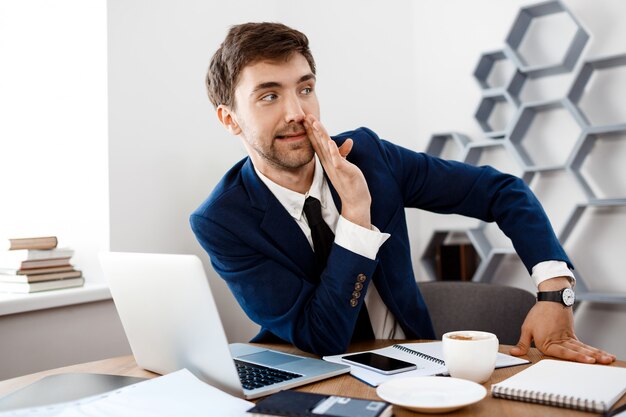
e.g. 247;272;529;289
537;291;563;303
537;288;575;307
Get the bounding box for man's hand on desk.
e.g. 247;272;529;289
510;276;616;364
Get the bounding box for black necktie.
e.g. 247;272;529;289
303;196;334;274
302;196;374;340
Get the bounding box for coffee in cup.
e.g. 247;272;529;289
442;331;498;383
449;334;478;341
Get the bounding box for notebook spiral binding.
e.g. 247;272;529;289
491;385;607;413
391;344;445;366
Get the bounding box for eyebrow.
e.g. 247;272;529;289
250;73;316;96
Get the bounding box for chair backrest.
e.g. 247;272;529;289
417;281;536;345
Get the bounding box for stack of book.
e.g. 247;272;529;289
0;236;84;294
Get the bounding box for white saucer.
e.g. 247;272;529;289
376;376;487;414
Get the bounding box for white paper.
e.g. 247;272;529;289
0;369;253;417
323;341;529;386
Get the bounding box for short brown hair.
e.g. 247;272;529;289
206;22;316;109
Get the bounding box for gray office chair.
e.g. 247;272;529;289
417;281;536;345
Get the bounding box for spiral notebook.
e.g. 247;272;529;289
491;359;626;413
323;341;529;386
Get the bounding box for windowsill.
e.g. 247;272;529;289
0;282;111;316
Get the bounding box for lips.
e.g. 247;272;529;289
276;131;307;140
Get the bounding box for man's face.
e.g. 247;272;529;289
227;53;320;173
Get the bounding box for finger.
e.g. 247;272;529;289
571;339;616;360
304;114;328;142
304;115;333;165
510;327;532;356
543;343;596;363
563;340;616;364
326;138;343;168
303;117;326;158
337;138;353;158
562;340;600;358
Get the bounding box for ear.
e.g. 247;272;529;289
217;105;242;136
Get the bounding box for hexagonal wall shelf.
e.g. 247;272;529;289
421;230;485;282
471;247;517;283
505;70;526;106
473;50;517;91
567;54;626;127
507;99;584;169
570;124;626;200
504;68;572;105
505;0;589;77
522;167;587;236
474;91;517;138
420;1;626;311
425;132;470;161
560;200;626;303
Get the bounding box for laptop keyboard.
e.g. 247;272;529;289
234;360;302;390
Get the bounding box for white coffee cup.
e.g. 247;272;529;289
442;330;498;384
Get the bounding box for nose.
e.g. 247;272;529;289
284;93;305;124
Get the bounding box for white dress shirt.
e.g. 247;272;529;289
255;156;574;339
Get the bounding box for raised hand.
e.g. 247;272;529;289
303;115;372;229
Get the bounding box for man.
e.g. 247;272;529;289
191;22;615;363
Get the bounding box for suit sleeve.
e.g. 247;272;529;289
190;212;377;356
369;130;572;272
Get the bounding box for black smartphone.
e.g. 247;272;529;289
341;352;417;375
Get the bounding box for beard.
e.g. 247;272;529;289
261;139;315;170
245;124;315;171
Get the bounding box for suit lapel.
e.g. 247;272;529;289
260;197;317;281
241;159;317;282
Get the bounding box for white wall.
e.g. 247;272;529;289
108;0;626;356
0;0;109;283
0;0;132;380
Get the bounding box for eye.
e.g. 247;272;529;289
261;93;277;102
301;86;313;95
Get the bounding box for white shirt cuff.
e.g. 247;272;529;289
334;216;390;260
531;260;575;288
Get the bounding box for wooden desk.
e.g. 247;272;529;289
1;340;624;417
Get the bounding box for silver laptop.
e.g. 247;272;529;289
99;252;349;399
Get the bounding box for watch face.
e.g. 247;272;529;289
562;288;575;306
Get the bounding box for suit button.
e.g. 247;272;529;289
350;298;358;307
354;282;363;291
357;274;367;283
352;291;361;299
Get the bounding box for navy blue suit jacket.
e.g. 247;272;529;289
190;127;571;355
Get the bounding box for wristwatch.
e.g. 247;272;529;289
537;287;576;307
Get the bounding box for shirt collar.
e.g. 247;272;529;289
254;156;327;220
